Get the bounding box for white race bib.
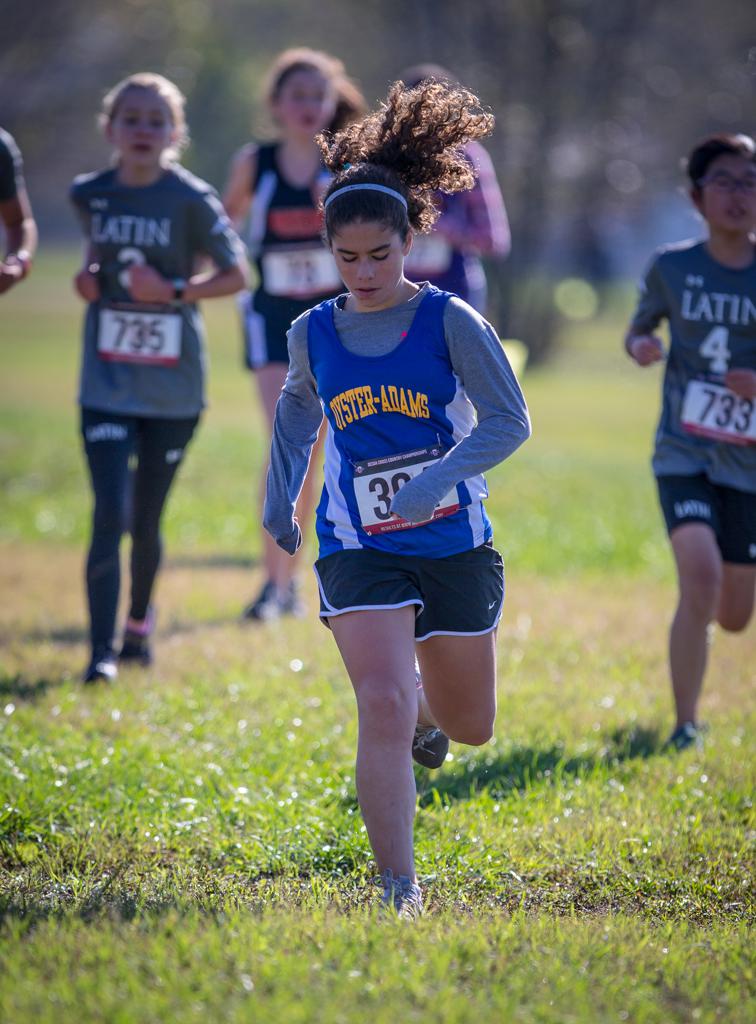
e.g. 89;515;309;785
262;247;341;298
352;446;459;535
405;235;453;276
681;380;755;445
98;305;182;367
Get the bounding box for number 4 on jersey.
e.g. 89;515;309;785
699;326;731;374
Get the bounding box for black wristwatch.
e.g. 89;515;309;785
172;278;187;304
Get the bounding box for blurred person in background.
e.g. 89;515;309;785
223;48;366;622
70;73;248;683
400;64;510;314
624;132;756;751
0;126;37;294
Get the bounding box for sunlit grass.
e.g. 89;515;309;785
0;252;753;1023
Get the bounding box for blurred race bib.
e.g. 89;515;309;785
681;380;755;445
262;247;341;298
352;446;459;535
98;304;181;367
405;235;453;276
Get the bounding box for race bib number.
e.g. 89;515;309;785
681;380;755;445
352;446;459;535
405;235;453;276
98;304;182;367
262;248;341;298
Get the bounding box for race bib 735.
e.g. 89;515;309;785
97;303;182;367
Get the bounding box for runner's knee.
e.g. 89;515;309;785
679;560;723;620
355;676;416;735
717;605;753;632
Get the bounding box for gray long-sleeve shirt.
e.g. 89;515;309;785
264;283;531;553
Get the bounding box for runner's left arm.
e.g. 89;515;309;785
128;189;249;303
390;298;531;524
624;253;667;364
263;313;324;553
435;143;510;257
0;131;36;292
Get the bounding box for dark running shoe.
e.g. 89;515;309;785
241;580;281;622
664;721;704;752
83;650;118;684
412;724;450;769
119;607;155;666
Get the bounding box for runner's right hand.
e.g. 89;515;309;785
74;267;100;302
628;334;664;366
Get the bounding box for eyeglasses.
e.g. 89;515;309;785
697;172;756;194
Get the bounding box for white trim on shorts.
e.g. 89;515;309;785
415;593;504;642
314;564;504;638
240;293;269;369
314;563;423;619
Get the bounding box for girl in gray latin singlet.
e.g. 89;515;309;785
70;73;248;684
625;133;756;751
223;48;365;624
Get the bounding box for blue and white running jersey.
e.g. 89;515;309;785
308;286;492;558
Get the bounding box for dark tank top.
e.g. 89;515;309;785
246;143;341;305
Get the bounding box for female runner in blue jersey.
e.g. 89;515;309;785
71;73;248;683
625;133;756;751
264;80;531;916
223;49;365;622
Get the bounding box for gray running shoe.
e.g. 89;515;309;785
278;579;306;618
377;869;423;919
412;724;449;769
664;721;704;752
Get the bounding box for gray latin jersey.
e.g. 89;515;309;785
630;239;756;493
70;165;244;418
0;127;23;201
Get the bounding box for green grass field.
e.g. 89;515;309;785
1;252;754;1023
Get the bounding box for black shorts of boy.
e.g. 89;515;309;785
314;541;505;641
657;474;756;565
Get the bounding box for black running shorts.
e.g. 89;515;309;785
314;541;505;641
657;473;756;564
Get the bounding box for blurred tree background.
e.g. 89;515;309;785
2;0;754;360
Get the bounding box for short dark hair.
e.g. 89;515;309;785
686;133;756;189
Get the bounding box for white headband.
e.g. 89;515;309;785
324;183;408;211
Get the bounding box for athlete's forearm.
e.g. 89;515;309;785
185;263;249;301
390;409;530;523
263;390;322;552
1;191;37;263
263;327;324;550
391;297;530;523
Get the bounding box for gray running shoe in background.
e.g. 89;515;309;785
377;869;424;919
664;721;704;752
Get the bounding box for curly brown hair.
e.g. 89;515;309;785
318;79;495;239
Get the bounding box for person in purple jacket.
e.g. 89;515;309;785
400;64;510;313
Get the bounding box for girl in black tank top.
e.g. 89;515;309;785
223;48;365;622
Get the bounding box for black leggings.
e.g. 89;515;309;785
81;408;199;655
